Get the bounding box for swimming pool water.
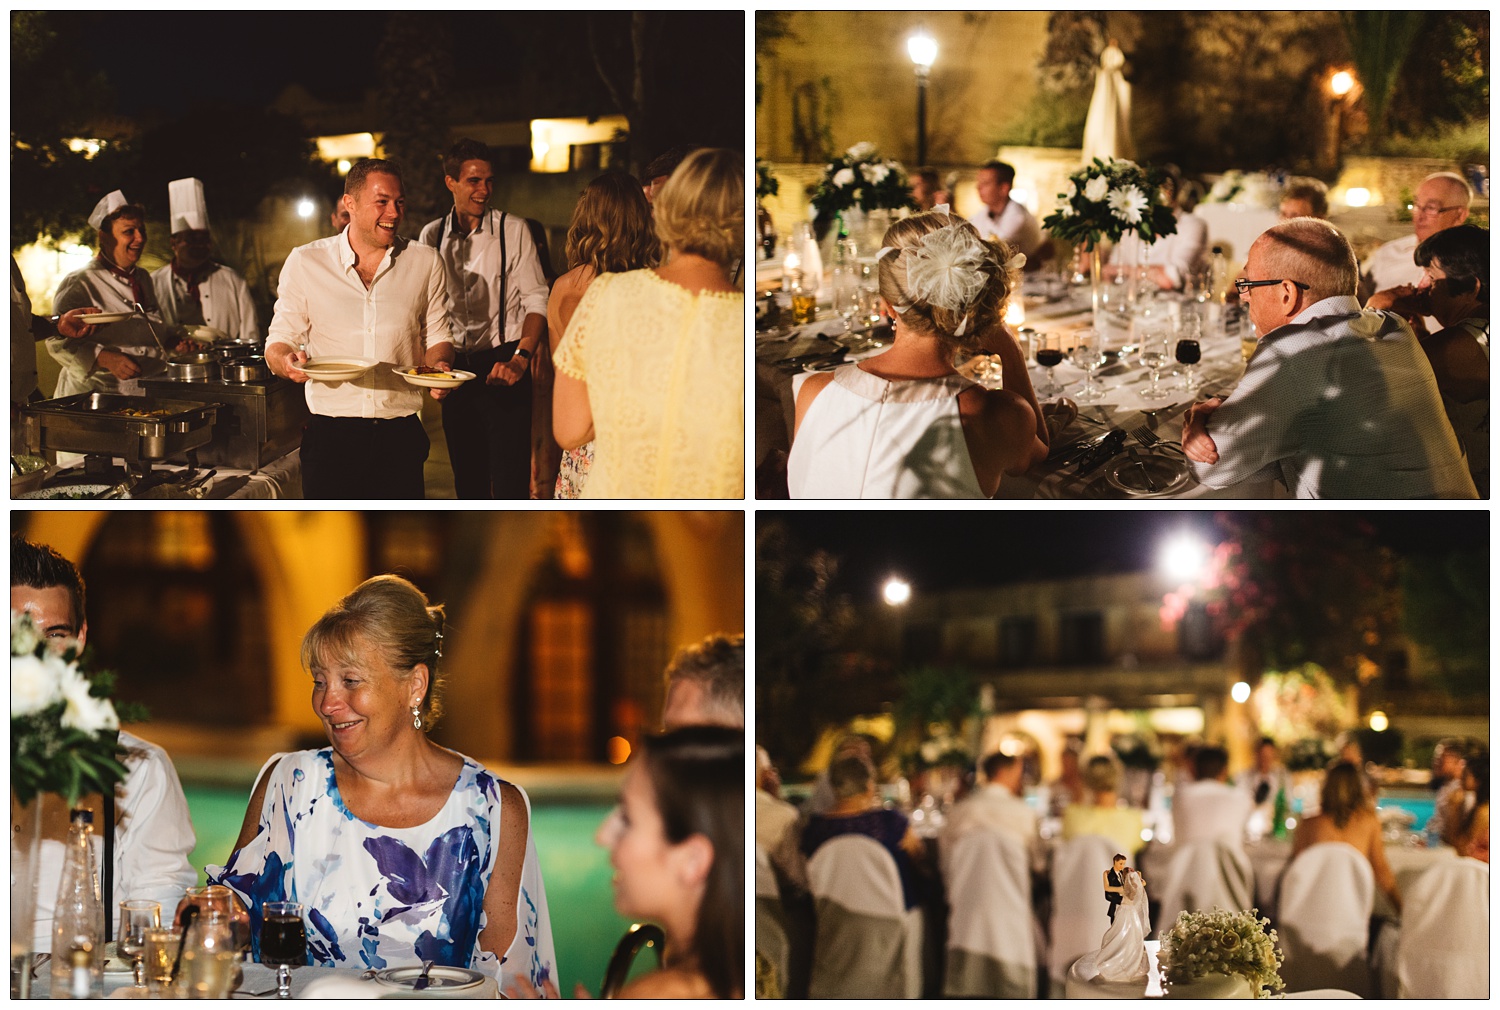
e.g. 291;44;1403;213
182;785;640;993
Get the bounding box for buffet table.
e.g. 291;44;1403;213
17;450;302;501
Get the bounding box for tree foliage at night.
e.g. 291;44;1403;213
1400;549;1488;697
375;13;455;231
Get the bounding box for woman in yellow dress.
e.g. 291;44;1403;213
552;148;743;498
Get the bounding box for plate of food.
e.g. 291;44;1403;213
185;325;230;343
394;366;476;389
79;311;134;325
371;965;486;993
300;357;378;382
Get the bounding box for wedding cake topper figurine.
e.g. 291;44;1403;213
1095;854;1150;982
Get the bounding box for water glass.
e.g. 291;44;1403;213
180;912;236;999
117;900;160;988
141;927;179;996
1070;328;1107;402
831;264;860;335
1137;330;1171;400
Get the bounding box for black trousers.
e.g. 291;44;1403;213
442;345;532;499
300;413;429;499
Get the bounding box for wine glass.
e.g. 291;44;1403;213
117;900;160;989
1136;329;1171;401
1070;328;1107;402
260;901;307;1000
1034;332;1065;397
180;911;236;999
831;264;860;336
1175;317;1203;393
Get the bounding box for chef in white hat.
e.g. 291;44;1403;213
49;190;184;396
150;178;261;345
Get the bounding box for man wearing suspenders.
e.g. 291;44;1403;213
420;139;549;498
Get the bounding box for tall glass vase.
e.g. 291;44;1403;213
1089;242;1105;334
10;793;48;998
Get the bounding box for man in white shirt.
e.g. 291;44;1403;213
1170;745;1252;849
1236;737;1289;837
755;746;806;892
967;160;1044;258
1182;217;1476;498
149;177;261;345
1360;172;1473;331
940;751;1045;875
419;139;549;499
266;158;455;499
11;534;197;951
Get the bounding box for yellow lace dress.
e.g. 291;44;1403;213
553;269;743;498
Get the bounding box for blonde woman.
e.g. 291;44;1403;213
552;148;743;498
787;211;1048;498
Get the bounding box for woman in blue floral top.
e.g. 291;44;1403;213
208;576;556;990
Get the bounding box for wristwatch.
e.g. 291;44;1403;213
515;346;533;362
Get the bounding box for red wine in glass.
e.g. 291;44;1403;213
1175;338;1201;392
1035;348;1064;368
260;903;306;1000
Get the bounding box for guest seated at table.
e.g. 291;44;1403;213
1359;172;1472;311
209;575;556;989
1171;744;1252;850
1181;218;1477;498
1106;170;1208;291
941;751;1044;874
1456;757;1488;863
757;746;807;892
1428;738;1469;845
1062;754;1144;860
1291;761;1400;912
1438;750;1487;849
1279;178;1330;221
1044;741;1086;817
806;734;879;816
1237;736;1290;833
552;148;743;498
802;755;925;911
787;211;1048;498
548;170;661;499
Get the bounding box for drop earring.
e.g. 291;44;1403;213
412;707;422;730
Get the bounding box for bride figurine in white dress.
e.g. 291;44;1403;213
1095;865;1151;981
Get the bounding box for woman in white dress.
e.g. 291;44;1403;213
787;210;1048;498
1096;863;1150;981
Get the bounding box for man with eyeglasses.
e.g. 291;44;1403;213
1359;172;1472;327
1181;218;1476;499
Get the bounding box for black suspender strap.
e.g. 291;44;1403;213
102;793;116;941
497;211;508;344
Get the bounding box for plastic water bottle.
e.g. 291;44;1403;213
51;809;103;998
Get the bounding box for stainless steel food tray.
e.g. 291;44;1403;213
21;393;220;464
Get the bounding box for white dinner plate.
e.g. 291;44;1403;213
372;965;485;992
393;367;476;389
299;357;378;382
79;312;134;325
1105;454;1192;497
186;325;230;343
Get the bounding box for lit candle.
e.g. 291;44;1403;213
1005;300;1025;327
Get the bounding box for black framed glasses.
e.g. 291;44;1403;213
1234;278;1311;297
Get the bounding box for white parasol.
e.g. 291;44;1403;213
1082;41;1134;164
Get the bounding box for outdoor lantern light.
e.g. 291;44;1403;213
1369;710;1389;733
295;198;315;220
1330;70;1355;97
337;159;352;175
883;576;912;606
1231;681;1251;704
1344;187;1371;208
907;26;937;167
1160;532;1210;583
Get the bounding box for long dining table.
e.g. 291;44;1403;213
756;275;1281;499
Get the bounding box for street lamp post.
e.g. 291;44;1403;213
908;26;937;167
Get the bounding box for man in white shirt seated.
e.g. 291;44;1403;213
967;160;1045;259
419;140;549;499
755;746;807;892
940;751;1044;874
11;534;197;951
1108;176;1208;291
149;177;261;345
1170;745;1252;849
265;158;455;499
1182;217;1477;498
1360;172;1473;332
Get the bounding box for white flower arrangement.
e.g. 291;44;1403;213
812;142;915;219
11;610;139;806
1205;170;1284;209
1158;907;1285;999
1042;158;1178;251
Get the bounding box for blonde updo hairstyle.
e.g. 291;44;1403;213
652;147;744;271
877;211;1014;355
302;575;446;730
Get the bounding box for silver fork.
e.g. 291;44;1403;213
1131;426;1185;454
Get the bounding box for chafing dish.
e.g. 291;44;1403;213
20;393;219;465
220;357;270;383
166;351;220;382
137;374;305;470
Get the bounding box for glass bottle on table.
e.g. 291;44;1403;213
51;809;103;999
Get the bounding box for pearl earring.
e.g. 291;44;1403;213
412;707;421;730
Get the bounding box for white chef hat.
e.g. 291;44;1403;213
168;177;210;234
87;190;129;231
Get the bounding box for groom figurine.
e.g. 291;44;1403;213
1104;853;1129;922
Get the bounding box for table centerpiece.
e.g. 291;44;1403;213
1157;906;1285;998
810;142;915;254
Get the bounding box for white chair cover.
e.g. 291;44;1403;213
1277;841;1374;996
1395;855;1488;998
1149;840;1254;939
942;829;1036;997
806;834;921;998
754;844;790;996
1048;833;1122;988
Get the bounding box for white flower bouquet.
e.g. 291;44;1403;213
1158;907;1285;999
811;142;915;219
1206;170;1283;209
11;611;142;807
1041;157;1178;251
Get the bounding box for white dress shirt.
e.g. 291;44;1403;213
939;781;1045;874
151;262;262;344
266;232;452;419
30;730;198;950
1111;210;1209;288
417;209;548;351
1189;295;1477;498
1170;778;1253;849
968;201;1045;257
1362;233;1420;294
49;261;171;397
